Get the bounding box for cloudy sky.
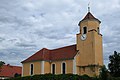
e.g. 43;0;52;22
0;0;120;66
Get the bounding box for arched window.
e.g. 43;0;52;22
62;62;66;74
51;64;56;74
83;27;87;34
30;64;34;75
97;27;100;34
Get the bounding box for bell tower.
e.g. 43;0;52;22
76;9;103;76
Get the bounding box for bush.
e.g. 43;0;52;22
5;73;120;80
6;74;96;80
6;74;120;80
5;74;120;80
111;77;120;80
99;65;109;80
79;74;91;80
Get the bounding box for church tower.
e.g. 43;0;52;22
76;9;103;76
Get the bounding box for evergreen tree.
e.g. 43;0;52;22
108;51;120;77
99;65;109;80
0;61;5;72
0;61;5;67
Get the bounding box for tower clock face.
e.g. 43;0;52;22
81;34;87;40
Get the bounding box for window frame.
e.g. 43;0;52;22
97;27;100;34
83;26;87;34
51;63;56;74
61;62;67;74
30;63;34;75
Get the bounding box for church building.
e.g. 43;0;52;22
21;9;103;77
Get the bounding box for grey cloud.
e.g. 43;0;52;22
0;46;38;65
16;42;37;48
0;37;5;42
0;0;120;67
34;30;67;40
101;8;120;66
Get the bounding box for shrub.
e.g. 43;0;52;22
7;74;120;80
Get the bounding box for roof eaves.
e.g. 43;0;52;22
50;58;74;62
21;59;43;63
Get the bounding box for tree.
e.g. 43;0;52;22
108;51;120;77
14;73;21;77
99;65;109;80
0;61;5;67
0;61;5;72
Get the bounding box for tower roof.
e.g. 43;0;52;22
79;12;101;25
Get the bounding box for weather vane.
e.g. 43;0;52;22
88;1;90;12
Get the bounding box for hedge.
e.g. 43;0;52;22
5;74;120;80
110;77;120;80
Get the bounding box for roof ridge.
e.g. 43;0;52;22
50;44;76;51
3;64;22;68
42;48;49;50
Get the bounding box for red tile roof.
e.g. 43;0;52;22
79;12;101;25
22;44;78;63
0;64;22;77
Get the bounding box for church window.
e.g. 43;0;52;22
30;64;34;75
97;27;100;34
62;62;66;74
83;27;87;34
52;64;56;74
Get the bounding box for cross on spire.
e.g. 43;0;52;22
88;2;90;12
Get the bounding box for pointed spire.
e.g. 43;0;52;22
78;4;101;26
